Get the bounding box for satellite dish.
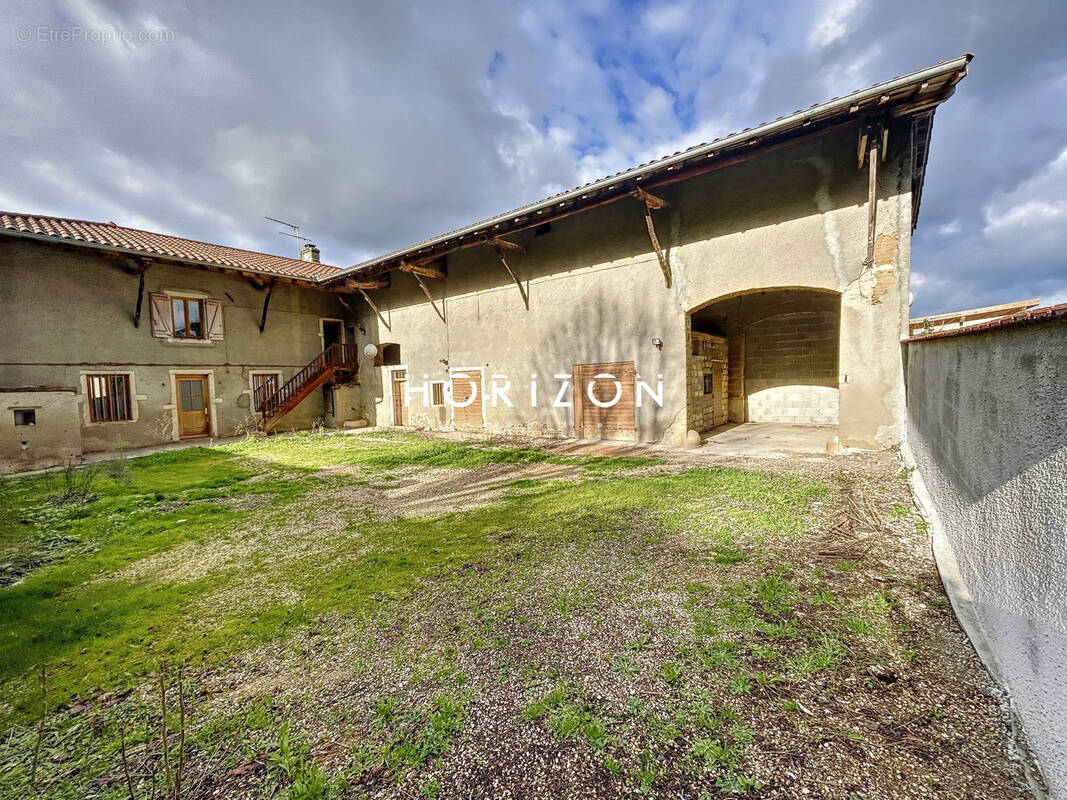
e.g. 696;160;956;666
363;343;379;359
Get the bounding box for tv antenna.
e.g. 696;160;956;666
265;216;310;256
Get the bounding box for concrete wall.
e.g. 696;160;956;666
0;240;357;470
905;319;1067;796
356;122;915;447
745;310;839;424
0;389;82;472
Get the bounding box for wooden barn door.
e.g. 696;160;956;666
391;369;409;426
572;361;636;439
450;369;484;428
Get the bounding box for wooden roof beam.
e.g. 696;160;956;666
409;270;446;323
357;287;391;332
327;276;390;292
633;188;672;288
398;260;446;280
491;241;529;310
632;187;669;210
488;236;526;254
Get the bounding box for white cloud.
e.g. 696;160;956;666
807;0;864;49
642;2;691;35
1042;287;1067;306
983;147;1067;243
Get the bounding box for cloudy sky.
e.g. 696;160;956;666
1;0;1064;314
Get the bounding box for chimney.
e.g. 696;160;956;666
300;243;320;263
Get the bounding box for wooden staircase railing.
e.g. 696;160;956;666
255;343;358;430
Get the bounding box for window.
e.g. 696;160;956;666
323;385;335;415
13;409;35;426
376;343;401;367
430;381;445;407
703;373;714;395
171;297;205;339
252;373;280;412
87;374;132;422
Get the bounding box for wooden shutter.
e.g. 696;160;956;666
205;299;224;340
149;293;173;338
572;361;636;439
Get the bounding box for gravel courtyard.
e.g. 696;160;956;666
0;432;1032;799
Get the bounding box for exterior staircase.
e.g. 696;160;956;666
255;343;359;430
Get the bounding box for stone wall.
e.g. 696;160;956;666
744;311;839;424
905;317;1067;796
686;331;728;433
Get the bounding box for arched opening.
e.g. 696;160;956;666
687;287;840;443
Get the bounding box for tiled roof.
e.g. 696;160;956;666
0;212;341;281
907;303;1067;342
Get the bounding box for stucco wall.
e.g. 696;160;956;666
356;122;914;447
0;389;82;472
0;240;357;469
905;319;1067;796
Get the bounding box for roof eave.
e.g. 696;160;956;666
0;228;331;288
324;53;972;285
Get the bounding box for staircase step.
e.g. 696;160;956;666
342;419;370;429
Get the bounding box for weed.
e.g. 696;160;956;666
787;635;847;676
691;737;740;770
716;773;765;794
755;576;795;614
267;723;333;800
628;634;654;652
611;654;641;679
702;642;741;670
660;661;684;686
727;675;752;696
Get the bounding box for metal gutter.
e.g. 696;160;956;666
324;54;972;283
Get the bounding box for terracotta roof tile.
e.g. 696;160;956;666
907;303;1067;342
0;212;341;281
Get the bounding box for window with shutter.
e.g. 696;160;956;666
205;299;224;340
149;293;173;338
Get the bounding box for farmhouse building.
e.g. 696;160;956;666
0;55;971;473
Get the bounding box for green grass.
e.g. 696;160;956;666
0;431;845;799
0;433;823;722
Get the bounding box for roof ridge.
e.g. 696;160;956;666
0;210;341;272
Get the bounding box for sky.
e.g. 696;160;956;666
1;0;1064;315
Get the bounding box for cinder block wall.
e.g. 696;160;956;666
744;311;839;424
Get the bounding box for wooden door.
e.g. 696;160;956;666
176;375;211;438
572;361;636;439
451;370;484;427
391;369;408;426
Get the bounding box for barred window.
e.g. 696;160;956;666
431;381;445;407
87;374;133;422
